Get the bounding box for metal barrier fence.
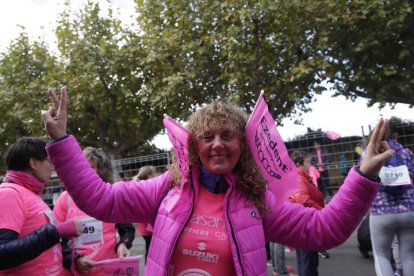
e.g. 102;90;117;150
41;121;414;208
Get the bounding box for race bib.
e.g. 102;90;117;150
379;165;412;186
74;217;103;247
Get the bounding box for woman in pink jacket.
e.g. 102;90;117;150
41;87;393;276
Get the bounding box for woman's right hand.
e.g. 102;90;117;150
75;256;96;273
41;87;68;140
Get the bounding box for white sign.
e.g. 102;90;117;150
74;217;103;247
379;165;412;186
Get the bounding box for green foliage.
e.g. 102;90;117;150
1;0;413;162
53;1;163;158
0;31;60;147
135;0;329;120
307;0;414;106
136;0;414;119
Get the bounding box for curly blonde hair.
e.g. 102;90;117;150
170;101;268;215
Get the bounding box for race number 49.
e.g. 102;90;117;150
74;217;103;247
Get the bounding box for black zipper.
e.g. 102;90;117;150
226;184;245;276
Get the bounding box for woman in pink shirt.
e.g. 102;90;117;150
54;147;135;275
0;137;81;275
289;151;325;276
133;165;157;263
41;87;394;275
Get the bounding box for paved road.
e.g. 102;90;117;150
130;228;376;275
282;230;376;276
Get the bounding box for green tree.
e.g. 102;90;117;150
136;0;413;123
0;2;166;160
2;0;413;163
313;0;414;107
136;0;328;120
54;1;164;158
0;31;60;150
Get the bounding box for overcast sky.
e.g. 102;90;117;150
1;0;412;149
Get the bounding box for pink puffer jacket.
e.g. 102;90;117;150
47;136;379;276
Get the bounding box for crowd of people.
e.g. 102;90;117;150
0;86;412;276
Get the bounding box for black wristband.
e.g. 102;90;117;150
355;166;381;182
48;134;70;145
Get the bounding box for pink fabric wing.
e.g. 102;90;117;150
245;94;299;209
163;116;190;181
162;117;190;212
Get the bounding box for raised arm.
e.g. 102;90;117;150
41;87;170;223
264;118;394;250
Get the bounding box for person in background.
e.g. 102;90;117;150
339;154;351;176
369;119;414;276
391;236;403;276
41;87;393;275
269;242;297;276
0;137;81;275
53;147;135;275
357;211;372;259
310;141;332;259
289;151;324;276
133;165;157;263
311;141;333;198
354;141;364;163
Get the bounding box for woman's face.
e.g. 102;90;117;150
32;157;53;184
197;127;241;174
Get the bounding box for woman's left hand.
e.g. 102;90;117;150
359;118;395;178
117;243;130;258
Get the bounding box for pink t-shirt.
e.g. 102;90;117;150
53;191;118;276
0;184;64;276
169;186;236;276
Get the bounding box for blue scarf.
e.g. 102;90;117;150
199;166;229;194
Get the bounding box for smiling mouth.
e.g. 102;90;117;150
210;155;228;160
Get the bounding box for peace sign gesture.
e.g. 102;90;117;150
41;87;68;140
359;118;395;178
